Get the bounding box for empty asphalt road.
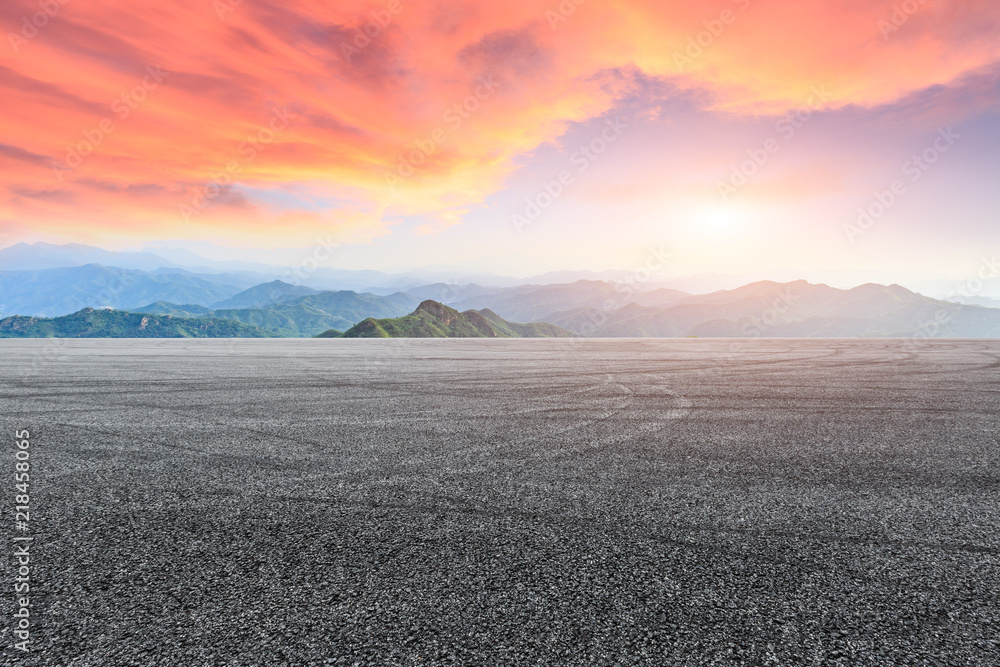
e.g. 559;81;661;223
2;339;999;665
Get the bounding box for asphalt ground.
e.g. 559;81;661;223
1;339;998;666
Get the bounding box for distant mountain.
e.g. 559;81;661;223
552;281;1000;338
626;287;692;309
403;283;499;302
0;308;272;338
542;303;660;336
444;280;690;323
359;270;526;294
0;265;245;317
334;300;579;338
144;267;275;291
137;289;421;337
132;302;215;317
958;295;1000;309
522;269;648;284
0;242;445;294
211;280;319;309
287;290;418;321
0;242;181;272
138;244;293;274
475;308;580;338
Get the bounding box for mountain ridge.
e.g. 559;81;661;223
331;300;579;338
2;266;1000;338
0;308;273;338
136;289;421;337
210;280;319;309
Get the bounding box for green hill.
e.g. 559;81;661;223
0;308;273;338
329;300;579;338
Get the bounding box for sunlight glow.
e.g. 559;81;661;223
697;206;744;235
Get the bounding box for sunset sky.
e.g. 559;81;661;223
2;0;999;282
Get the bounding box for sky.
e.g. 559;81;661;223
2;0;1000;283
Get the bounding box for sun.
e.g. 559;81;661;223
698;206;743;234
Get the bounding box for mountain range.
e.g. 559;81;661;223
0;242;186;272
0;241;800;296
136;288;420;337
547;280;1000;338
2;243;1000;338
4;274;1000;339
0;242;644;294
0;264;260;317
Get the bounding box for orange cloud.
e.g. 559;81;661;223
1;0;997;246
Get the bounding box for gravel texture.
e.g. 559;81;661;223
1;338;999;666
